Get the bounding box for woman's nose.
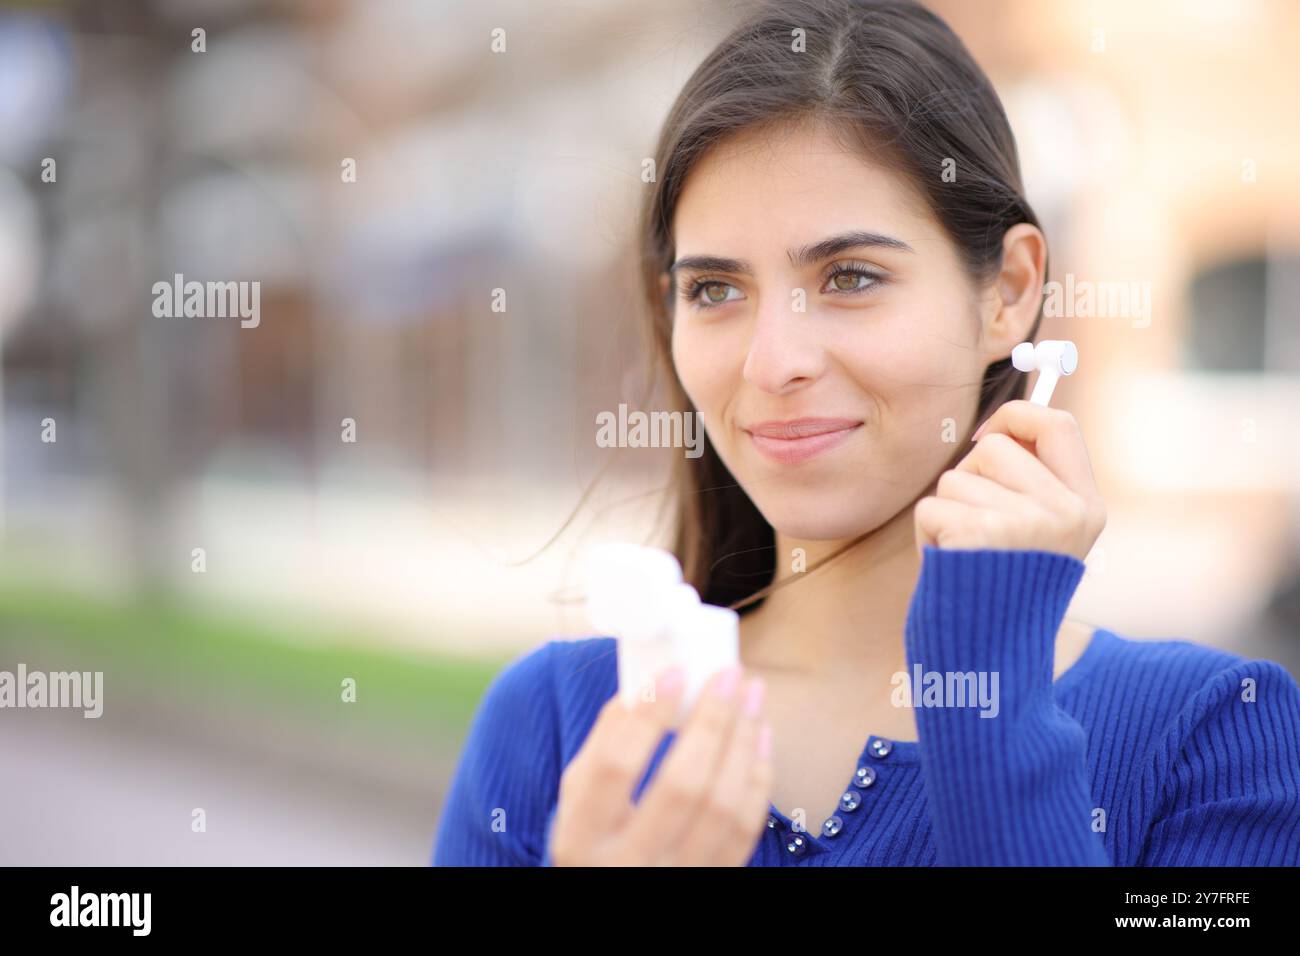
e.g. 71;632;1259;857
741;291;825;394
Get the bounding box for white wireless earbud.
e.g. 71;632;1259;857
1011;339;1078;406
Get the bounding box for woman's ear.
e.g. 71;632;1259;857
978;222;1047;361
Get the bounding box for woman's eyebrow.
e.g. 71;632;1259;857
669;230;915;277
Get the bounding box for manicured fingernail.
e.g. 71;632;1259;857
713;665;742;699
743;676;766;718
757;722;772;760
655;666;685;697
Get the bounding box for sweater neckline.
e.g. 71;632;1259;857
813;624;1109;758
764;626;1112;846
1051;625;1111;696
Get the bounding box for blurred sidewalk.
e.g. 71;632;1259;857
0;678;451;866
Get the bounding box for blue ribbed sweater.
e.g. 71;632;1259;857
432;547;1300;865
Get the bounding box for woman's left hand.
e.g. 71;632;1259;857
914;400;1107;563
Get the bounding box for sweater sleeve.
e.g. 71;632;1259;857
1137;657;1300;866
431;640;561;866
904;545;1110;865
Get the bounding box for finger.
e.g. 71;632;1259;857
674;674;771;865
957;431;1070;505
555;666;686;848
914;494;987;552
621;665;746;862
935;466;1030;514
723;726;775;866
970;400;1098;499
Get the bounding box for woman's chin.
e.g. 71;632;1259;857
755;503;892;544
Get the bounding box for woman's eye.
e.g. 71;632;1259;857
685;280;743;309
682;266;882;310
823;267;880;294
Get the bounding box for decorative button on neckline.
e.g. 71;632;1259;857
767;735;896;851
853;765;877;788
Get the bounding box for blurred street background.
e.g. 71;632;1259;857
1;0;1298;864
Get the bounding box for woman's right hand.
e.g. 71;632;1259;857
549;664;773;866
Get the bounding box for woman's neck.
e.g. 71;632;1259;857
739;504;922;680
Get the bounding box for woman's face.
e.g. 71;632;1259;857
668;122;997;542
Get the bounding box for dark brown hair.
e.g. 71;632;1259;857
631;0;1045;613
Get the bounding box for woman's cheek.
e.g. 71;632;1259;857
674;315;734;395
671;322;697;397
859;316;973;413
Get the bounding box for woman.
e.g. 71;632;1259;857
433;0;1300;866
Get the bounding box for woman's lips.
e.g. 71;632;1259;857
744;418;863;465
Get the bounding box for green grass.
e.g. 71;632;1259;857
0;577;512;746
